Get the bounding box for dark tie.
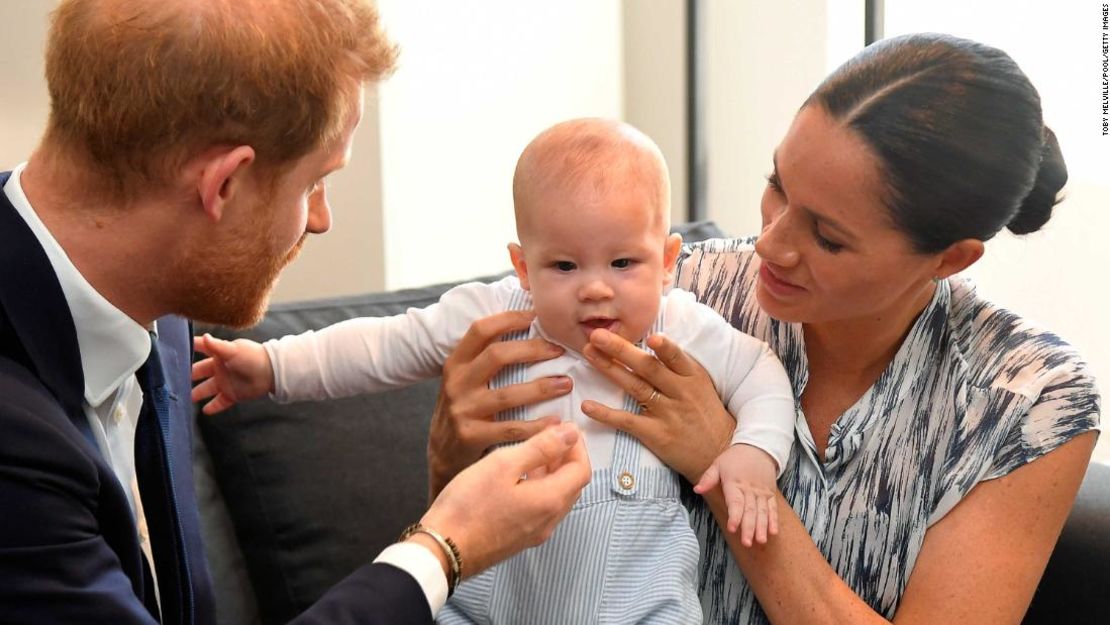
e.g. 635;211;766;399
135;332;193;625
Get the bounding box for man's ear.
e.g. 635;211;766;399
662;232;683;285
933;238;984;280
508;243;531;291
195;146;257;222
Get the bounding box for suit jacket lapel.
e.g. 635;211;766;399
0;171;92;445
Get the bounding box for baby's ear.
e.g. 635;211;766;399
662;233;683;285
508;243;531;291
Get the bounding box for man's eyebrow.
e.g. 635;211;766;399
770;152;857;242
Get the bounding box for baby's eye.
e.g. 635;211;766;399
554;261;577;272
611;258;634;269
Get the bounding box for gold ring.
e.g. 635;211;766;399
645;389;659;406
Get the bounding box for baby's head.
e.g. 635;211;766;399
508;118;681;353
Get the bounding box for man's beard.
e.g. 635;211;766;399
173;204;308;329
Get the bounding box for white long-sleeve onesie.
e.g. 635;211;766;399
264;275;795;473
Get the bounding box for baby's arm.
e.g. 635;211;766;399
191;334;274;414
694;443;779;545
264;280;504;403
666;293;796;542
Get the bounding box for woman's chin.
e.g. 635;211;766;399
756;282;808;323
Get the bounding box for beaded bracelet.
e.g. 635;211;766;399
398;522;463;596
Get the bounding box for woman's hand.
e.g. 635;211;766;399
580;328;735;482
428;310;573;498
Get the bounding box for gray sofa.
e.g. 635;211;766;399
192;223;1109;625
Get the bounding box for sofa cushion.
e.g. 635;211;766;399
196;221;728;624
1022;460;1110;624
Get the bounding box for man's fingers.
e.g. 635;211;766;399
494;416;562;446
450;310;536;363
504;422;581;477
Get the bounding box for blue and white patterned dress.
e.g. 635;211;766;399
674;238;1102;624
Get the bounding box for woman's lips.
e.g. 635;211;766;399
759;263;805;297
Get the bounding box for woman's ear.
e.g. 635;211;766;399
508;243;531;291
662;232;684;285
933;238;985;280
195;145;256;222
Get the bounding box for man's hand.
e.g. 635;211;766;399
417;422;591;577
191;334;275;414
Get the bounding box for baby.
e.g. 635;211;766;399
192;118;795;624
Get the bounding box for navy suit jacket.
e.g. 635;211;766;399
0;171;432;624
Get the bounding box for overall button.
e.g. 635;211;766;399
617;471;635;490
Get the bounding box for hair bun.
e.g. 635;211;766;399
1007;127;1068;235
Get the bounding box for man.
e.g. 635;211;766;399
0;1;589;623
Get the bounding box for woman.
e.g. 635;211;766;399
429;33;1100;623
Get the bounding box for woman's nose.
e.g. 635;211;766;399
755;207;800;267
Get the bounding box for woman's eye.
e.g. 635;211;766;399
815;231;844;253
611;258;633;269
765;171;782;193
555;261;576;272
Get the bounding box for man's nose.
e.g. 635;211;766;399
306;186;332;234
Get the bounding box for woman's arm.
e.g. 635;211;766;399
582;328;1097;624
700;432;1094;624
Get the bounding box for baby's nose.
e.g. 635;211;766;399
578;278;614;301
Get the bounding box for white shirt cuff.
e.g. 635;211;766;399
373;542;448;617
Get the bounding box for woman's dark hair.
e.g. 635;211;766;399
805;33;1067;253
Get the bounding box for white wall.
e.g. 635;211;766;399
623;0;687;226
0;3;51;173
702;0;831;238
374;0;624;289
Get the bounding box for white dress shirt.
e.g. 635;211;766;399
4;162;160;609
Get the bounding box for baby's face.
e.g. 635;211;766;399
511;189;679;354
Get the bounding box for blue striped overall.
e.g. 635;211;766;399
438;288;702;624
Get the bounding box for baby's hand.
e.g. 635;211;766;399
694;443;779;547
191;334;274;414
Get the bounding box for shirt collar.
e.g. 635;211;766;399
3;162;152;407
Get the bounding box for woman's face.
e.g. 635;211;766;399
754;105;939;326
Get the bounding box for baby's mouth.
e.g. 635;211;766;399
580;317;618;332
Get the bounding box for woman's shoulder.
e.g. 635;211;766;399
674;237;760;297
947;277;1098;402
